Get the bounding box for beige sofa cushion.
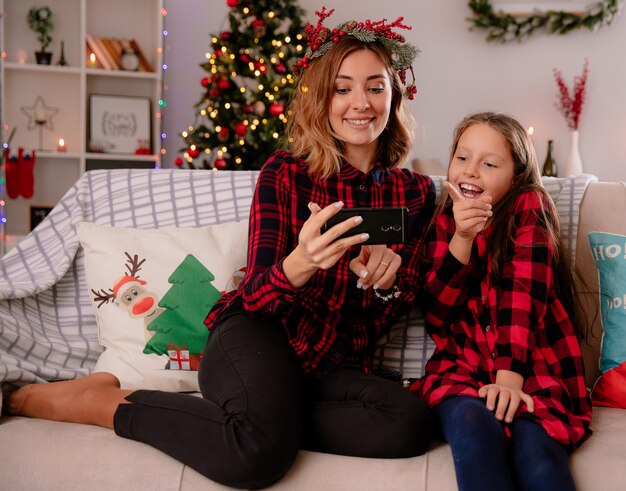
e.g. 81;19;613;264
2;407;624;490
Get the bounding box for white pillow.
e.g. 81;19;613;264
77;221;248;392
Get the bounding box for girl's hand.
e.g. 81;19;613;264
349;244;400;290
283;202;370;288
444;181;492;241
478;370;535;424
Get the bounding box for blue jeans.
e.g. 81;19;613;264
434;396;574;491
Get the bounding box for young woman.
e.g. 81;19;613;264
10;9;434;489
413;112;592;491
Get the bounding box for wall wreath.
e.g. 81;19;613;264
467;0;623;42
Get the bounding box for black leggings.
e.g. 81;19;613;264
114;300;432;489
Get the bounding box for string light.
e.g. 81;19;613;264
156;6;169;169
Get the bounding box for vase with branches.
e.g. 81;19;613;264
553;59;589;176
27;6;55;65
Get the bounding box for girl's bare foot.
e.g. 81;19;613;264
8;372;131;428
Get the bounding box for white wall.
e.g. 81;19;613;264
163;0;626;181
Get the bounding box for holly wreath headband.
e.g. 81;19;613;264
294;7;420;99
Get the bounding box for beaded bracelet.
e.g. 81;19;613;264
373;284;401;302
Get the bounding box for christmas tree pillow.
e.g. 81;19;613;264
77;221;248;392
588;232;626;408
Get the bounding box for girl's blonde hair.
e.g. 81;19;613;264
285;37;415;179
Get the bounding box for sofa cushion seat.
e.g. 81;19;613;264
0;407;622;491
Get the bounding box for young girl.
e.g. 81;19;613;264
9;9;434;489
413;112;592;491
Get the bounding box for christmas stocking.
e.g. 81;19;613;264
4;147;20;199
19;148;36;199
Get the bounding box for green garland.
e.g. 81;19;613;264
467;0;623;43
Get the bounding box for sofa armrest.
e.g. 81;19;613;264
576;181;626;387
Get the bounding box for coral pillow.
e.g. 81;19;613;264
77;221;248;392
592;361;626;408
588;231;626;407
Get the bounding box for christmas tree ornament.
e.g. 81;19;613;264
234;122;248;136
226;0;239;7
269;102;284;116
201;77;210;88
187;147;200;159
214;158;227;170
294;7;420;99
254;101;266;115
218;127;230;142
174;157;184;166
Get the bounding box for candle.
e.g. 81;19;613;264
88;53;97;68
16;50;27;64
35;110;47;124
57;138;67;152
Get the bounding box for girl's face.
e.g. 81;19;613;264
448;123;515;206
329;49;392;168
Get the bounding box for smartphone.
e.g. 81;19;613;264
322;207;408;245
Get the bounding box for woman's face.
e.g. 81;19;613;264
448;123;515;207
329;49;392;167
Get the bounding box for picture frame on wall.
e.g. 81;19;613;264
30;205;53;231
88;94;151;154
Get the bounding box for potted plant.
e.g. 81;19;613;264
26;6;55;65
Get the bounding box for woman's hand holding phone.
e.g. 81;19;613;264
283;201;370;288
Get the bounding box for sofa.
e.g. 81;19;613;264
1;168;625;491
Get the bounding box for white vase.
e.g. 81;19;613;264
563;130;583;177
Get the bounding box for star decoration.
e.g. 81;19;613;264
20;95;60;131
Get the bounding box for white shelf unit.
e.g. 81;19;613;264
0;0;164;239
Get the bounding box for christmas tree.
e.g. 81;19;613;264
177;0;306;171
143;254;222;358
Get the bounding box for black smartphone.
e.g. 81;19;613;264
322;207;409;245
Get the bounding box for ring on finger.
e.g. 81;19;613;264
380;261;389;267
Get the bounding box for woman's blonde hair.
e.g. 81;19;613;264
285;37;415;179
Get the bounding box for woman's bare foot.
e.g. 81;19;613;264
8;372;132;428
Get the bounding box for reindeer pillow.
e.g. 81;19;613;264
77;221;248;392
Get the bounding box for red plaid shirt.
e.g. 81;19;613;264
205;150;435;375
415;190;592;450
